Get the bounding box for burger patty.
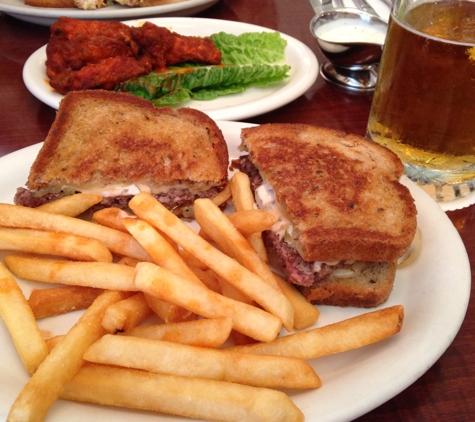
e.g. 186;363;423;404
232;156;263;190
263;231;342;287
14;186;223;213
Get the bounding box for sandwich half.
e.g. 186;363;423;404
14;90;229;217
234;123;418;308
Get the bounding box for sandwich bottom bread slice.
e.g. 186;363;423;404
14;90;229;217
234;123;418;308
300;261;397;308
264;233;398;308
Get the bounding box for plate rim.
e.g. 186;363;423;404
0;0;218;19
21;17;319;121
0;120;471;422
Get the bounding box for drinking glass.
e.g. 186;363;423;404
366;0;475;201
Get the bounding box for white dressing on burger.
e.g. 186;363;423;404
255;181;351;276
255;182;291;240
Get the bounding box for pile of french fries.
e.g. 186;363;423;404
0;172;404;422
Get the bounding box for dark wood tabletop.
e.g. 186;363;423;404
0;0;474;420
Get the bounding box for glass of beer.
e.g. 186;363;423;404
366;0;475;202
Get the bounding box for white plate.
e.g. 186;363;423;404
0;121;470;422
22;17;319;121
0;0;218;26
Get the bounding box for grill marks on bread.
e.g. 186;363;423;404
240;124;417;263
27;90;228;194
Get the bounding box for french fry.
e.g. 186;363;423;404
111;234;193;325
115;246;195;322
205;202;319;331
61;363;305;422
230;305;404;359
171;184;232;218
36;193;103;216
119;274;193;325
0;263;48;375
7;290;128;422
122;317;233;348
122;217;201;322
194;198;294;332
4;254;137;292
230;329;259;346
0;227;113;262
229;172;257;212
188;266;222;293
202;203;316;332
115;267;192;324
92;207;132;233
199;200;318;331
230;172;268;261
144;294;196;324
122;217;202;285
219;277;257;345
129;192;293;332
231;328;257;348
113;232;196;323
227;209;277;236
273;272;320;330
84;334;321;389
116;256;141;267
44;335;63;353
0;203;151;261
247;234;268;262
195;199;279;290
134;262;282;343
198;227;213;242
116;240;195;323
210;183;233;207
28;285;104;319
102;292;153;333
178;248;208;270
94;207;180;252
219;278;254;307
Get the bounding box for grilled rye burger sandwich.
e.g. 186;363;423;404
234;123;418;308
14;90;229;217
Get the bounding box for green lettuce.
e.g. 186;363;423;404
116;31;290;106
209;31;288;65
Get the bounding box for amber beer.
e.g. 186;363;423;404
367;0;475;186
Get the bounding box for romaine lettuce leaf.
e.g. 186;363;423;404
209;31;287;65
116;31;290;106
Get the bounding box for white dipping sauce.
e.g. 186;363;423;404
314;18;387;45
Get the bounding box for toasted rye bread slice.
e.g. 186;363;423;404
297;261;397;308
240;123;417;263
26;90;228;196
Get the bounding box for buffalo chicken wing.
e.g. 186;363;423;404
46;17;222;95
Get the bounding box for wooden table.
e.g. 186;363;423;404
0;0;474;420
